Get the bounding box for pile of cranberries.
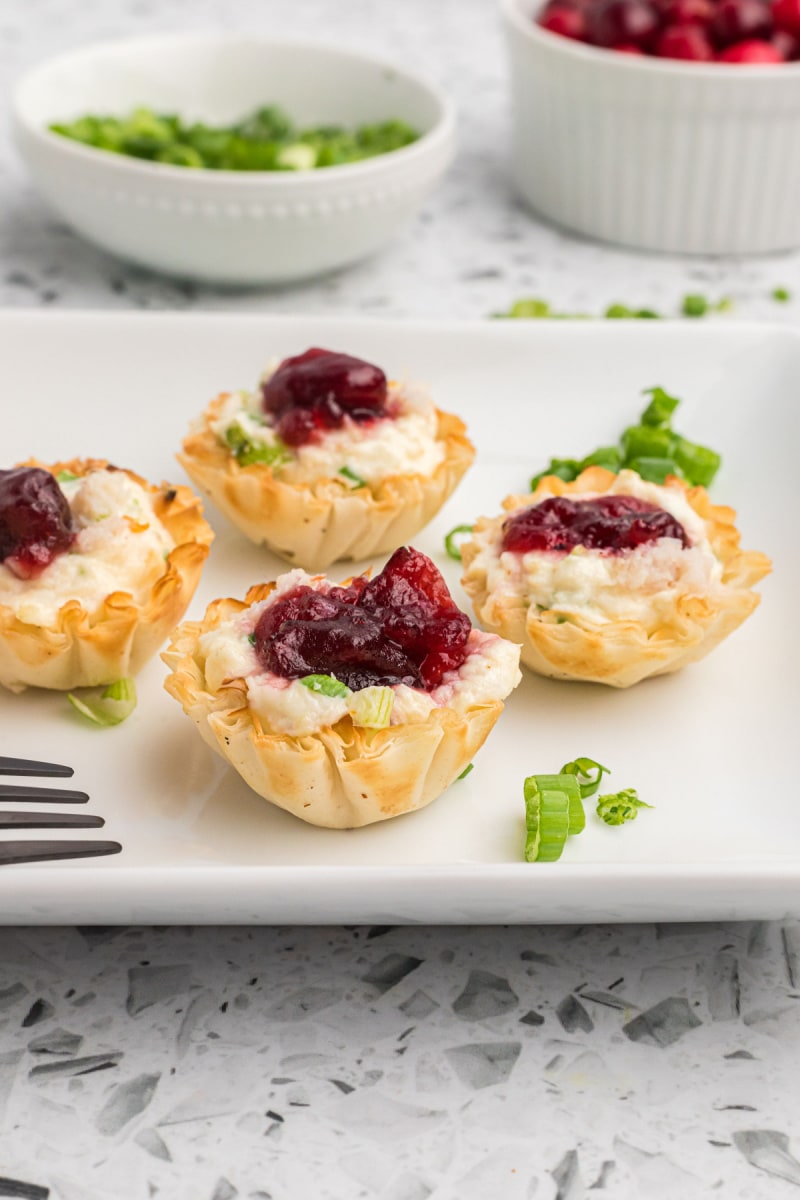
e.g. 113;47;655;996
536;0;800;62
501;495;690;555
262;348;391;448
254;547;472;692
0;467;75;581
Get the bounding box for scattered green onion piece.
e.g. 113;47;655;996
347;686;393;729
580;446;623;472
457;763;474;781
634;309;661;319
501;298;552;319
621;424;675;461
339;466;368;489
524;775;576;862
559;756;611;800
682;294;708;318
625;456;680;485
605;303;635;319
247;633;257;646
444;524;474;562
772;286;791;303
68;678;137;727
671;437;722;488
225;424;290;468
299;674;351;699
640;386;680;428
596;788;653;826
56;470;80;483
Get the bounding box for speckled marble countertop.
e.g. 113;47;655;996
2;1;800;1197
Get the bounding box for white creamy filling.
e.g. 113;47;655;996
197;574;521;737
471;471;724;629
0;470;175;626
210;372;445;487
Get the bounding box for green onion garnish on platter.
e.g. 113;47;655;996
67;678;137;727
529;386;721;492
444;524;474;562
596;789;653;826
524;758;650;861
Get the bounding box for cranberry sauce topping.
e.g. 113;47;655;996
0;467;76;580
501;495;690;556
261;348;390;448
254;546;472;692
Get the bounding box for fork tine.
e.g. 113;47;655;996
0;841;122;866
0;812;105;830
0;785;89;804
0;757;74;778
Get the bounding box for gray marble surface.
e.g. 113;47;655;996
2;1;800;1197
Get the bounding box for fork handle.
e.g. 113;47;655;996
0;812;105;830
0;785;89;804
0;840;122;866
0;756;74;778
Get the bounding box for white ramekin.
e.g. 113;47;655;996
502;0;800;255
13;35;455;285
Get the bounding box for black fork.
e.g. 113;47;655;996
0;757;121;866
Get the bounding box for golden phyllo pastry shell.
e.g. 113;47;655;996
162;584;504;829
0;459;213;692
461;466;771;689
177;394;475;572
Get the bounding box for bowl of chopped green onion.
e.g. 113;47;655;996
13;34;455;284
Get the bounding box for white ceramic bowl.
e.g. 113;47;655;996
13;34;455;285
502;0;800;255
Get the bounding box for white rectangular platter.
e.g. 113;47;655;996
0;312;797;923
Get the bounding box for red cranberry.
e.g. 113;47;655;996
254;547;472;692
711;0;772;47
587;0;662;48
773;28;800;55
656;23;715;55
611;40;646;49
660;0;714;25
0;467;76;580
539;4;589;38
262;348;389;448
773;0;800;36
501;495;689;556
717;36;784;58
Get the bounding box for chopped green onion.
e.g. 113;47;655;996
640;386;680;428
500;298;552;319
596;788;653;826
55;469;80;483
50;105;419;170
524;774;577;862
682;294;709;318
580;446;623;472
444;524;474;562
457;763;474;781
772;287;791;303
621;424;675;460
605;303;635;319
225;424;290;468
671;437;722;488
339;466;368;490
625;456;680;484
347;686;393;729
634;309;661;319
530;458;581;490
247;632;257;646
559;756;611;800
299;674;351;699
68;678;137;727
